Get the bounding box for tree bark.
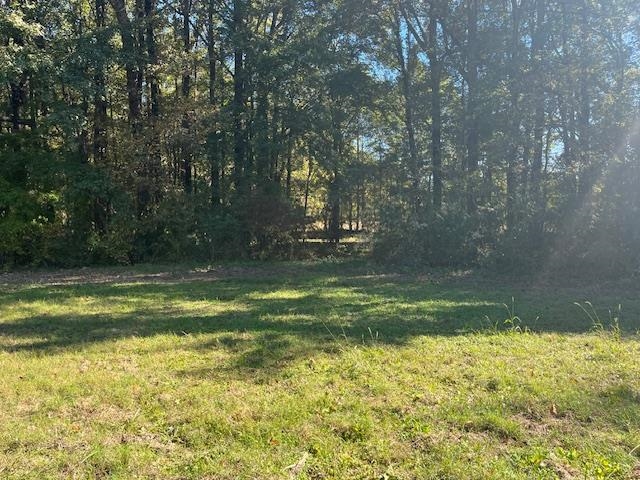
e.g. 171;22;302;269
392;9;420;214
181;0;192;194
529;0;547;241
232;0;248;195
108;0;142;127
428;11;443;212
207;0;221;206
465;0;479;214
145;0;160;119
93;0;108;163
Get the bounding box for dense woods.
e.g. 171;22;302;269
1;0;639;272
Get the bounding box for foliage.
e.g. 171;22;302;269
1;0;639;272
374;207;480;267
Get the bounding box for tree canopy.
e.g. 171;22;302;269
1;0;639;273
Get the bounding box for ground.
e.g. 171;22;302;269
0;260;639;479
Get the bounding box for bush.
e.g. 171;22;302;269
373;207;481;267
244;188;304;259
0;133;64;267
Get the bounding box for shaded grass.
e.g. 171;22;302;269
0;261;639;479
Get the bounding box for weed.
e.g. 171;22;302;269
575;301;623;339
483;297;537;333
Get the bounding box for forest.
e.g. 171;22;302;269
1;0;639;272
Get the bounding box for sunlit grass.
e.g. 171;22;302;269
0;261;638;479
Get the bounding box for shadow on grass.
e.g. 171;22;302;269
1;269;637;376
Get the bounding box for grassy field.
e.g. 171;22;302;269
0;260;639;479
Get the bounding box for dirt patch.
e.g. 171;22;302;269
512;413;550;436
0;264;299;287
548;459;580;479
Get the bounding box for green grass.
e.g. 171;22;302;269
0;261;639;479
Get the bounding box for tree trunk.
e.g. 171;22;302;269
145;0;161;205
577;1;592;199
285;133;293;198
392;9;420;214
233;0;247;194
181;0;191;97
255;88;270;181
93;0;108;163
181;0;192;194
145;0;160;118
529;0;547;242
465;0;480;214
505;0;522;232
428;12;443;212
303;159;313;220
328;135;343;244
207;0;221;206
92;0;109;235
108;0;142;128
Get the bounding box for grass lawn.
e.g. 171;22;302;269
0;260;639;479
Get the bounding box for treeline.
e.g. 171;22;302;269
1;0;639;272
